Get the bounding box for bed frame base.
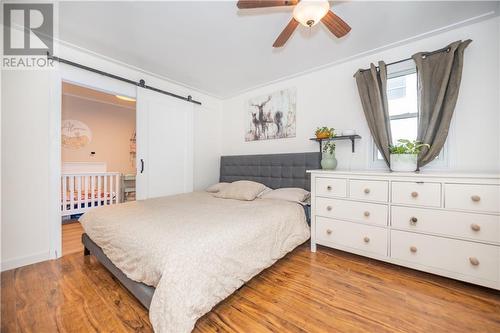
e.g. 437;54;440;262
82;233;155;309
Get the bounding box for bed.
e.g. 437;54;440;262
80;152;320;333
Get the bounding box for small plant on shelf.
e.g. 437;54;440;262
322;141;336;154
321;141;337;170
315;127;335;139
389;139;430;172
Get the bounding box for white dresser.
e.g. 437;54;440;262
308;170;500;290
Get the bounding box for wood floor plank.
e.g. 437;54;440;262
62;222;84;256
14;264;61;332
2;243;500;332
1;270;17;333
80;255;152;332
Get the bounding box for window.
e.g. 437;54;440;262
387;71;418;142
373;61;447;166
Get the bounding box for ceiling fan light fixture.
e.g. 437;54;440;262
292;0;330;27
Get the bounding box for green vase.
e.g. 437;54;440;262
321;151;338;170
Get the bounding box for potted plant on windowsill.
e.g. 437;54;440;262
321;141;338;170
389;139;430;172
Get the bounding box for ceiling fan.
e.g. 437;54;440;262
237;0;351;47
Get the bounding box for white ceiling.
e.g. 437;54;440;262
63;82;136;110
59;1;499;98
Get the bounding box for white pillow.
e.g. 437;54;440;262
214;181;269;201
259;187;310;204
257;187;273;197
205;182;230;193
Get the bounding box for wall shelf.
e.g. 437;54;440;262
310;135;362;153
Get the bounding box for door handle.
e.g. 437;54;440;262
140;159;144;173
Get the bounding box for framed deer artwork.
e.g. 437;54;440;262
245;88;297;141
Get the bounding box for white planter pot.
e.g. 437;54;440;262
390;154;418;172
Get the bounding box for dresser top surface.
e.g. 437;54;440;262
307;169;500;179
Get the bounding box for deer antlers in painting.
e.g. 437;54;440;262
251;96;273;139
245;88;296;142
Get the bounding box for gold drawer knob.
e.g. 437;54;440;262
471;195;481;202
326;206;332;211
410;217;418;225
411;191;419;198
470;224;481;232
327;185;332;191
363;236;370;243
364;188;370;194
363;211;370;217
469;257;480;266
410;246;418;253
326;229;332;235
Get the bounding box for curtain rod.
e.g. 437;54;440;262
357;47;451;73
46;52;202;105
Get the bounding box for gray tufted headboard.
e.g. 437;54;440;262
219;152;321;191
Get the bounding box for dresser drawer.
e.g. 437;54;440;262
316;177;347;198
391;230;500;283
316;217;388;257
391;206;500;244
445;184;500;213
349;179;389;202
391;181;441;207
316;197;388;226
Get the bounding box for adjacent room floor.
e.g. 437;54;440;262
62;221;84;256
2;243;499;332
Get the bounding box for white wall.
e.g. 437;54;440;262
221;18;500;173
1;71;53;269
1;43;222;270
62;95;137;174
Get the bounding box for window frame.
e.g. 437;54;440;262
369;63;449;169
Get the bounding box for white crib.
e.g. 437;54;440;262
61;163;122;217
61;172;121;217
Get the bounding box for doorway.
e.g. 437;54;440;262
49;62;194;260
60;82;136;255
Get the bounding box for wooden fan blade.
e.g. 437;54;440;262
273;18;299;47
237;0;298;9
321;10;351;38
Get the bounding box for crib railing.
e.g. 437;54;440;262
61;172;121;217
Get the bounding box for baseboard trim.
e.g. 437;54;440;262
1;251;52;272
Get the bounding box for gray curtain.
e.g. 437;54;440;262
354;62;392;166
412;39;472;167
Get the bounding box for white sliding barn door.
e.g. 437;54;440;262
136;87;194;200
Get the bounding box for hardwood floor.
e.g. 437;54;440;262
2;243;500;332
62;222;84;256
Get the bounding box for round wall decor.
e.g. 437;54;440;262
61;119;92;150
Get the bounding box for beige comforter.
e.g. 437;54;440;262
80;191;310;333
